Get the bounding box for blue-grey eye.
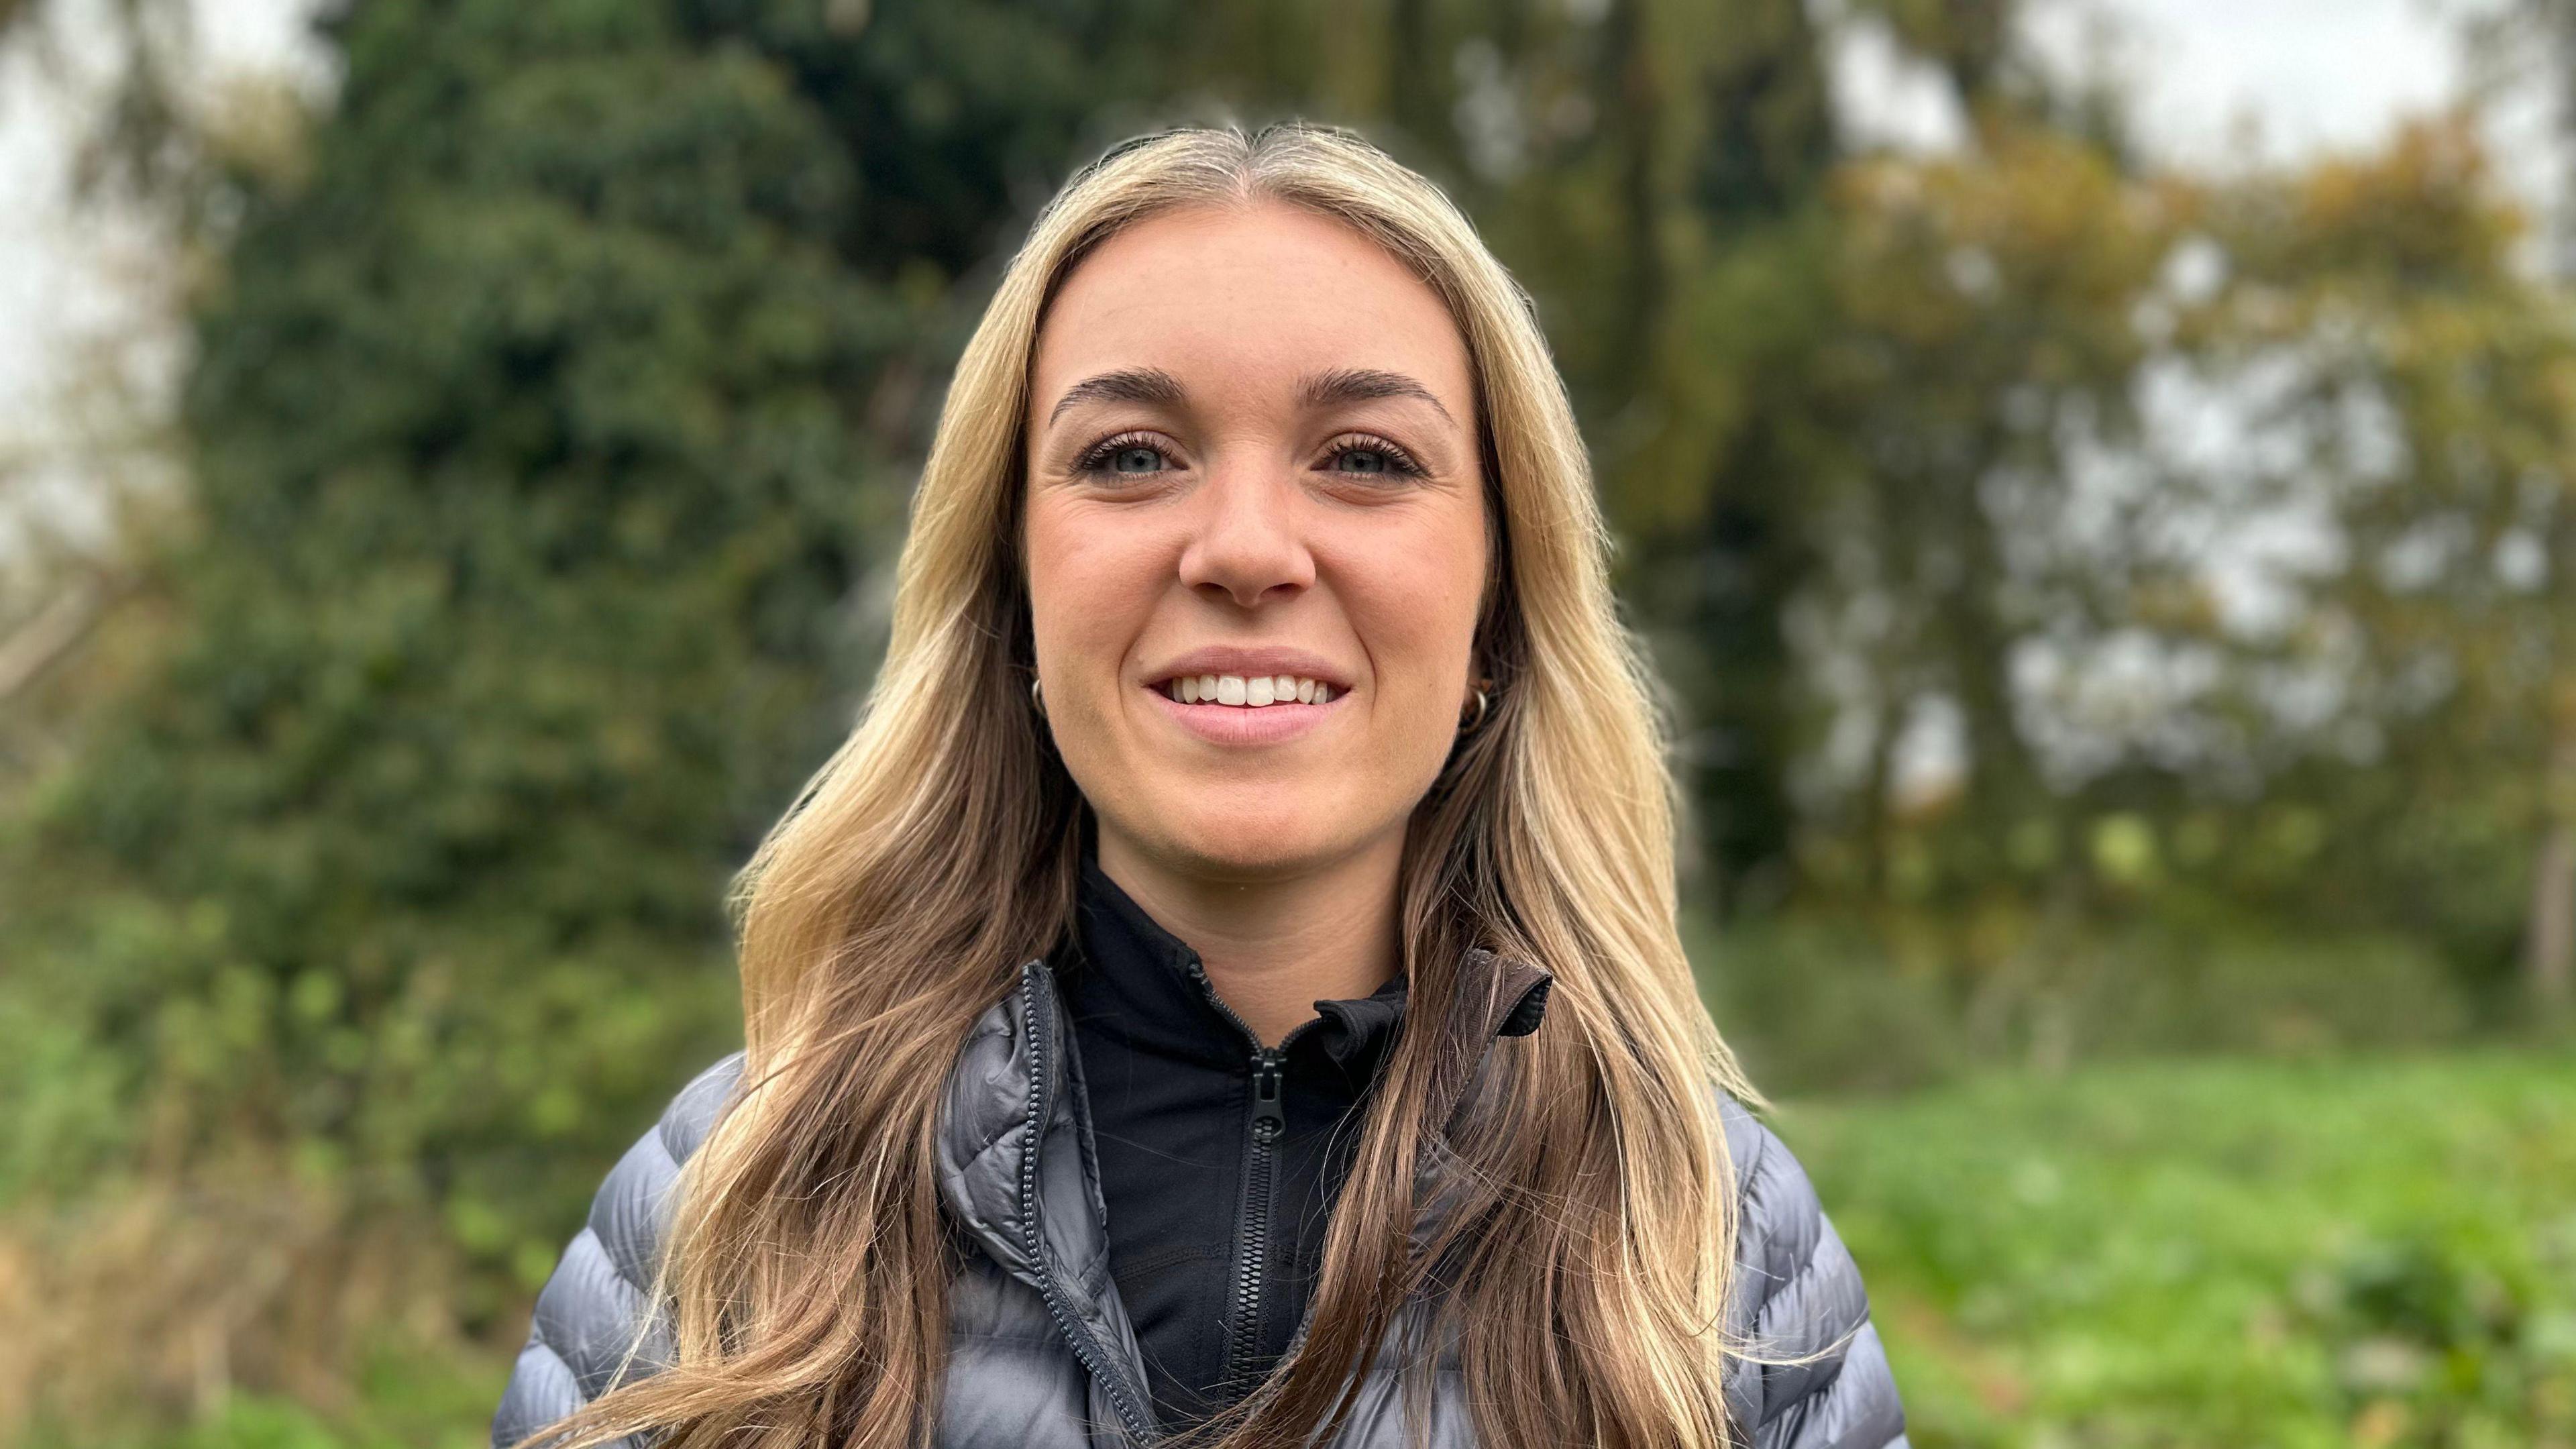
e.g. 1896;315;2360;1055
1339;449;1391;474
1112;445;1163;474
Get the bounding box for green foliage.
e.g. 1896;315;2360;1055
1699;910;2481;1096
1778;1051;2576;1448
42;1339;501;1449
11;0;2576;1435
3;0;897;1302
0;0;1228;1377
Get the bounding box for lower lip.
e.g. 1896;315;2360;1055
1145;686;1347;746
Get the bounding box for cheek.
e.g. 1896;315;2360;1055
1022;502;1073;661
1024;496;1170;792
1026;498;1147;666
1340;514;1487;757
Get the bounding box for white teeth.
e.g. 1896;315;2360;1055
1162;672;1340;706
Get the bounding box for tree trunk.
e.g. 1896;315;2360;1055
2525;684;2576;1016
2525;820;2575;1014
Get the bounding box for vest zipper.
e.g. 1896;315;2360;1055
1018;967;1161;1444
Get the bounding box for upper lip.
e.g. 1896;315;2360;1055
1144;646;1355;691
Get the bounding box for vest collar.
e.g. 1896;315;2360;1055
933;943;1552;1442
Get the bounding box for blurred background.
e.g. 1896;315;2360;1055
3;0;2573;1444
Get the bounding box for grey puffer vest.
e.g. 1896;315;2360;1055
491;957;1909;1449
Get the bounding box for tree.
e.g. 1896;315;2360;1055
0;0;1226;1417
2192;120;2576;1016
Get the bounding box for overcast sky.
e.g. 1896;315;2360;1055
0;0;2538;471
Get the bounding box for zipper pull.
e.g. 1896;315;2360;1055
1250;1051;1285;1141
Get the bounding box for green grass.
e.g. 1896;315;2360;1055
1772;1049;2576;1448
71;1051;2576;1448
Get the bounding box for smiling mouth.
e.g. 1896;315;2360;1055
1155;672;1339;707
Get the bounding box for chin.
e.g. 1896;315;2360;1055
1151;821;1345;880
1110;787;1372;883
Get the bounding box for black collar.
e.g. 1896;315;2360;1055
1061;855;1430;1087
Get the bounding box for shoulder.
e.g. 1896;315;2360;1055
490;1053;745;1448
583;1051;745;1291
652;1050;746;1166
1715;1089;1911;1449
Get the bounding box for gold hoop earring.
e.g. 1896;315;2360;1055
1030;676;1046;718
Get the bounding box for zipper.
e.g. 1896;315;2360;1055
1017;967;1161;1444
1183;957;1308;1393
1230;1047;1286;1377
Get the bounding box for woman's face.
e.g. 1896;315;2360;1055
1023;199;1489;881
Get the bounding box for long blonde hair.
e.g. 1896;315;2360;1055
519;119;1762;1449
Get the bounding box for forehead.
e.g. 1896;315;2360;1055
1028;200;1474;425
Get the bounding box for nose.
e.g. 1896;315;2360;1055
1176;457;1314;608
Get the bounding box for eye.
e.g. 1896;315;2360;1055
1073;431;1179;478
1321;433;1425;480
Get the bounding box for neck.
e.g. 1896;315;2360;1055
1092;826;1405;1047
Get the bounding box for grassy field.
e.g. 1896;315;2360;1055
74;1050;2576;1448
1776;1051;2576;1449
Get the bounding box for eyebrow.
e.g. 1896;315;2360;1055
1299;367;1456;425
1042;365;1458;427
1045;366;1187;427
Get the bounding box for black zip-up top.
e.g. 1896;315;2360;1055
1058;856;1499;1434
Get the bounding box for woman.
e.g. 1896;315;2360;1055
492;121;1904;1449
